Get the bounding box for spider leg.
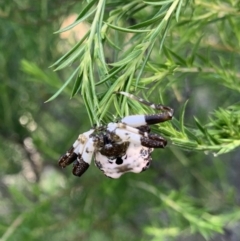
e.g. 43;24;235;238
72;137;96;177
116;91;173;127
136;125;151;133
58;139;82;168
141;133;167;148
107;124;166;148
58;129;95;177
72;155;88;177
121;112;173;127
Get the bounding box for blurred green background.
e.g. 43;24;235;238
1;1;240;241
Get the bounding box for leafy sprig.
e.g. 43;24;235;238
49;0;184;125
26;0;240;157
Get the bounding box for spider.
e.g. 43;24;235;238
58;92;173;179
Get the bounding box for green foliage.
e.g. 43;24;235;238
1;0;240;241
48;0;240;156
49;0;184;125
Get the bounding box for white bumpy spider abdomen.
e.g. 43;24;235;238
94;143;153;178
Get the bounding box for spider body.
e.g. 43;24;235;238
58;92;173;179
